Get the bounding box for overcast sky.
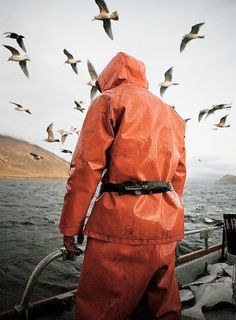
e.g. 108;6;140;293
0;0;236;181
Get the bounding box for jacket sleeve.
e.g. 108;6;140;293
171;146;186;198
59;95;115;236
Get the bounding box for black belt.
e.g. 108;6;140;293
101;181;172;196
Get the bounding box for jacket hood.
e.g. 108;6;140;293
98;52;149;92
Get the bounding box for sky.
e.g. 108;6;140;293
0;0;236;181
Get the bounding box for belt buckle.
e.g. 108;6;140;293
123;182;143;196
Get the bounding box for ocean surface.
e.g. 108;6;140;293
0;179;236;312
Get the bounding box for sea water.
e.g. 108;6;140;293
0;179;235;311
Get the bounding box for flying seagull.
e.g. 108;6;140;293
87;60;98;100
10;101;32;114
180;23;205;52
63;49;81;74
205;103;232;119
61;149;73;154
93;0;119;40
214;115;230;128
198;103;232;122
58;129;72;144
74;100;85;113
159;67;179;97
44;123;60;142
3;45;30;78
70;127;81;135
30;152;43;160
4;32;27;52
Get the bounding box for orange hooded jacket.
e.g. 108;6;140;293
59;52;186;244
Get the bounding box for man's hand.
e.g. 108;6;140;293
63;235;84;256
77;233;84;244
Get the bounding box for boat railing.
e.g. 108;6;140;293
176;224;224;264
0;225;225;320
185;225;223;248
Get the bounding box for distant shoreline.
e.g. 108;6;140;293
0;135;70;182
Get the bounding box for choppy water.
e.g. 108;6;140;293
0;179;235;311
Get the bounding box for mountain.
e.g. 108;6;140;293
0;135;70;179
215;174;236;185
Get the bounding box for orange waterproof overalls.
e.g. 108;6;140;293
60;52;186;320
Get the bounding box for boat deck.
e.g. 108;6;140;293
177;248;236;320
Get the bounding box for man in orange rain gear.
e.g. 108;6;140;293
59;52;186;320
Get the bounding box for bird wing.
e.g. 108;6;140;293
184;118;192;123
164;67;173;81
205;108;215;119
198;109;209;122
191;22;205;34
58;129;65;136
220;114;228;125
3;44;20;55
10;101;22;108
74;101;79;108
87;60;98;80
71;63;78;74
103;20;113;40
63;49;73;59
61;149;72;154
95;0;109;13
3;32;18;38
19;61;29;78
30;152;38;157
180;38;190;52
61;134;67;144
47;123;54;139
90;86;98;100
213;104;231;110
17;36;27;53
160;86;167;97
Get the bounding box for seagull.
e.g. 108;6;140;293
3;45;30;78
30;152;43;160
159;67;179;97
180;23;205;52
205;103;232;118
93;0;119;40
70;127;81;135
4;32;27;52
44;123;60;142
87;60;98;99
214;115;230;128
10;101;32;114
198;103;232;122
58;129;72;144
74;100;85;113
63;49;81;74
61;149;73;154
